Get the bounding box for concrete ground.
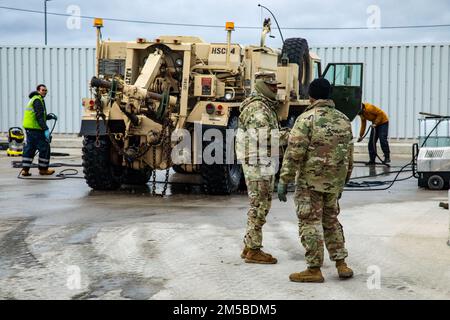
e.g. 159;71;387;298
0;149;449;300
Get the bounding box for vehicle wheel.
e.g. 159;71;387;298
82;136;122;190
201;115;242;195
281;38;311;98
428;174;445;190
122;167;152;185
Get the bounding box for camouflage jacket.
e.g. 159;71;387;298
236;93;280;163
279;99;354;194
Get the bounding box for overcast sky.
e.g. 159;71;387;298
0;0;449;48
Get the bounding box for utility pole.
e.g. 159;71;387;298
44;0;51;45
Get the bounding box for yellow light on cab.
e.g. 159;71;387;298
225;22;235;31
93;18;104;28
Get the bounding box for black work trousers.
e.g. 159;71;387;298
22;129;51;170
368;122;390;162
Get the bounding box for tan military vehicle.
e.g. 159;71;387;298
80;18;363;194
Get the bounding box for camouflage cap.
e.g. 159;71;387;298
255;71;280;85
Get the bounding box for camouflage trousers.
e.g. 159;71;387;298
242;168;275;249
294;187;348;268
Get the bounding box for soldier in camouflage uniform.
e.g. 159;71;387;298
236;71;286;264
278;78;354;282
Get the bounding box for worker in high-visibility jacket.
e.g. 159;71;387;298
21;84;57;176
357;102;390;165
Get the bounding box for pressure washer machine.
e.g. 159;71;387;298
6;127;24;157
413;115;450;190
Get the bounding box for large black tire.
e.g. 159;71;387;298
201;115;242;195
281;38;311;99
82;136;122;190
122;167;152;185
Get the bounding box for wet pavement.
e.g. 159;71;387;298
0;149;449;300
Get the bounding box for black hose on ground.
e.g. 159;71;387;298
345;124;418;191
344;161;413;191
17;167;82;180
354;126;389;167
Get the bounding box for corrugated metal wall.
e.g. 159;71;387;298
311;44;450;139
1;44;449;137
0;46;95;134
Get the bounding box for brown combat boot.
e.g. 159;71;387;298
21;168;31;177
241;246;274;259
336;259;354;279
244;249;277;264
240;246;249;259
289;267;324;283
39;168;55;176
